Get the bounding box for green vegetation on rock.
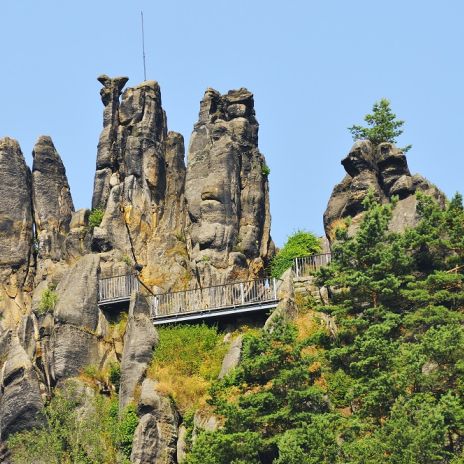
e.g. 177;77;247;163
38;287;58;315
271;230;321;278
7;381;138;464
348;98;412;152
89;207;104;228
147;324;229;414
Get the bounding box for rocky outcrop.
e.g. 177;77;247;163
218;335;243;379
32;136;74;261
91;77;274;293
0;138;33;269
52;254;100;381
130;379;179;464
324;141;446;241
185;88;273;286
119;293;158;410
264;268;296;331
0;337;43;440
0;138;33;330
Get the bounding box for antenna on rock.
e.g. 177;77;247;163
141;11;147;81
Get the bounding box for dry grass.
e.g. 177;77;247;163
147;324;229;414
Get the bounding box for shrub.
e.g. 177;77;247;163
261;163;271;176
271;230;321;278
89;207;105;228
7;383;133;464
38;287;58;315
108;362;121;392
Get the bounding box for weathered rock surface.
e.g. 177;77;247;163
324;141;446;241
119;293;158;410
32;136;74;261
264;268;296;331
219;335;243;379
91;77;274;293
0;337;43;440
185;88;273;286
0;138;33;269
0;138;33;330
52;255;100;381
130;379;179;464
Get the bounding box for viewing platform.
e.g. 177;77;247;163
97;252;332;324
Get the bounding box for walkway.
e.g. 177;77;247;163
97;253;332;324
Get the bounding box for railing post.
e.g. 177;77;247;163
240;283;245;305
295;258;299;277
273;278;277;300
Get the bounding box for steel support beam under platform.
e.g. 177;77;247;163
151;301;278;325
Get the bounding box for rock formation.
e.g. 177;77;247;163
0;75;275;458
185;88;274;286
324;140;446;241
32;136;74;261
91;77;274;291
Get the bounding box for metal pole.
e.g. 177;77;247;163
141;11;147;81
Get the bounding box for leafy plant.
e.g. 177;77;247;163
271;230;321;278
38;287;58;315
108;362;121;392
261;163;271;176
89;207;105;228
348;98;412;152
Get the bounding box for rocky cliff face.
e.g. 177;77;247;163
185;88;273;286
0;76;275;456
324;140;446;241
91;77;273;290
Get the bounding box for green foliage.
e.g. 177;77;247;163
7;382;136;463
89;207;105;228
117;405;139;459
38;287;58;315
187;191;464;463
261;163;271;177
147;323;228;413
271;230;321;277
187;321;330;462
348;98;412;152
108;362;121;392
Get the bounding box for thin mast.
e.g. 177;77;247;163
141;11;147;81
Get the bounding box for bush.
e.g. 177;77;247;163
271;230;321;278
38;287;58;315
108;362;121;392
261;163;271;176
89;207;105;228
7;383;134;464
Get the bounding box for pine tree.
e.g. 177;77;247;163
348;98;412;152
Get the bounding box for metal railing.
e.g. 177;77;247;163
98;274;140;304
149;277;280;319
292;252;332;278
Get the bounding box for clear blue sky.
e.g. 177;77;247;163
1;1;463;246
